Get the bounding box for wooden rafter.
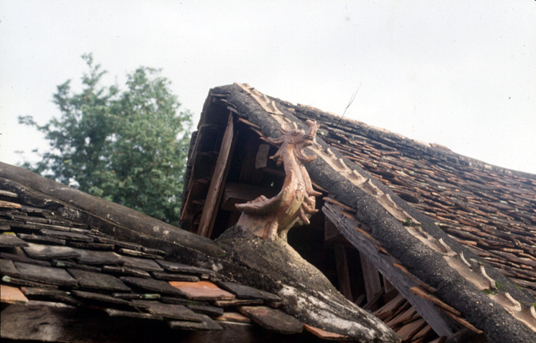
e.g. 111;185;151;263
322;202;457;338
197;113;235;238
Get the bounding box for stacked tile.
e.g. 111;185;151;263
293;110;536;296
0;195;327;337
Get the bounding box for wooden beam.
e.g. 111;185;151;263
238;133;264;185
198;113;234;238
334;244;353;301
255;144;271;169
322;202;457;338
324;218;352;246
360;252;382;304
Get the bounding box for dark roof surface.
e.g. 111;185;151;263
0;171;342;343
288;106;536;297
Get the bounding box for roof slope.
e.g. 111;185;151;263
290;100;536;297
0;164;309;342
200;83;536;343
0;162;398;342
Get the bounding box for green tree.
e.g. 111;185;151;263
19;54;191;226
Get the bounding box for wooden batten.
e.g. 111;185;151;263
238;133;264;185
255;144;271;170
360;252;383;306
197;113;235;238
334;244;353;301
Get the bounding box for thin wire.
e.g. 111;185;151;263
334;82;362;128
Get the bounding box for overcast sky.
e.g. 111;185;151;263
1;1;535;174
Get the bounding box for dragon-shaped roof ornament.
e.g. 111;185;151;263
236;120;321;240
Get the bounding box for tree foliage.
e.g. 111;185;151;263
19;54;192;226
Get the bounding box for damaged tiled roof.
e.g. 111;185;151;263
191;83;535;343
0;184;338;342
288;107;536;297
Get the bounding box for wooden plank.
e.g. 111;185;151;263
324;218;351;245
255;144;271;169
238;133;264;185
360;252;382;303
410;287;461;316
334;244;353;301
198;113;234;238
383;275;396;294
322;202;457;338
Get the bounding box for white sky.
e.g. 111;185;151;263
1;1;535;174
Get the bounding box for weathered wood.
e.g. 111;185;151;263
322;202;457;338
255;144;271;169
198;113;234;238
334;244;353;301
360;252;383;304
383;276;396;294
410;287;461;316
238;133;264;184
362;286;385;311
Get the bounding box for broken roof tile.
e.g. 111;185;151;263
0;233;29;247
214;311;251;323
1;258;20;278
40;229;94;242
89;235;142;250
51;259;102;273
68;268;131;292
68;242;114;250
112;293;161;300
120;276;186;296
0;200;21;209
141;246;167;256
188;304;224;317
169;281;235;301
117;248;164;260
0;284;28;304
213;298;263;307
167;314;223;331
20;287;82;306
238;306;303;335
102;265;152;278
151;272;200;282
131;300;202;322
159;297;209;306
73;248;124;266
71;290;131;306
104;308;163;320
156;260;214;275
2;275;59;289
13;262;78;287
0;251;51;267
217;281;281;302
17;233;66;245
114;253;163;272
22;243;80;260
303;324;353;341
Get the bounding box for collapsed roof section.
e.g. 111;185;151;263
180;83;536;343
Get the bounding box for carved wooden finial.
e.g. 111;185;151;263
236;120;322;240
